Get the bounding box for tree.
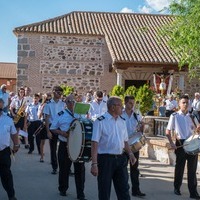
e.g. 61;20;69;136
124;85;138;97
160;0;200;77
135;84;154;115
109;85;124;100
60;85;74;96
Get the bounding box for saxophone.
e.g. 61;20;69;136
13;101;26;124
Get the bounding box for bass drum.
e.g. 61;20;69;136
183;135;200;155
67;119;93;162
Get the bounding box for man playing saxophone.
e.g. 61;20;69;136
9;87;29;148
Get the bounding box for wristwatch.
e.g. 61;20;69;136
14;144;20;148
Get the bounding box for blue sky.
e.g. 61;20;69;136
0;0;171;63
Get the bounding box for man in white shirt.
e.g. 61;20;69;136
91;96;136;200
89;91;107;121
0;98;19;200
0;84;10;113
166;95;200;199
165;95;178;117
43;86;65;174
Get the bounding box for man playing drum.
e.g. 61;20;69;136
166;95;200;199
121;95;146;197
50;94;87;200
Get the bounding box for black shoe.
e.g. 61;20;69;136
77;196;87;200
59;191;67;196
28;150;33;154
51;169;57;174
132;191;146;197
174;189;181;195
190;192;200;199
9;197;17;200
25;144;30;149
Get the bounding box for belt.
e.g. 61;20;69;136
98;153;124;157
0;147;10;153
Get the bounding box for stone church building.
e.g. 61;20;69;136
13;11;199;95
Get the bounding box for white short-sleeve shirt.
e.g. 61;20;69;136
43;99;66;124
0;113;17;150
92;112;128;154
166;110;195;139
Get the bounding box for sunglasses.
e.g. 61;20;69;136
54;91;63;95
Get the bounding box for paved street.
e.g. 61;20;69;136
1;142;199;200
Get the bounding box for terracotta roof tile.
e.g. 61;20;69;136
0;62;17;78
14;11;178;65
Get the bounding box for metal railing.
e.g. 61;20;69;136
154;118;169;137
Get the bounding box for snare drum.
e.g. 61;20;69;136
183;135;200;155
67;119;93;162
128;132;146;153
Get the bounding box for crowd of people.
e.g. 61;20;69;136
0;83;200;199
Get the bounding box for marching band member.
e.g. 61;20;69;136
0;98;19;200
91;96;136;200
166;95;200;199
43;86;65;174
50;94;86;199
88;91;107;121
37;92;52;162
121;95;146;197
9;87;29;148
24;93;41;154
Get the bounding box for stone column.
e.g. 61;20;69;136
115;69;124;86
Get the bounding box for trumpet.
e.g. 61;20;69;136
13;101;26;124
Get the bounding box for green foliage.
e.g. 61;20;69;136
109;84;154;115
135;84;154;115
109;85;124;97
60;85;74;96
124;85;138;97
160;0;200;77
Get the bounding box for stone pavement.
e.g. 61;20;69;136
1;142;199;200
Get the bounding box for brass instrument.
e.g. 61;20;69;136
34;122;45;136
13;101;26;124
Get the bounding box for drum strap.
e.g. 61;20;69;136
65;108;75;118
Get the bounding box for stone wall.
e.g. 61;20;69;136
17;33;116;94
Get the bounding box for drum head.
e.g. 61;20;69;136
184;135;200;155
67;120;84;162
128;132;143;146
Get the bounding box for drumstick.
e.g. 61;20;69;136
168;143;189;150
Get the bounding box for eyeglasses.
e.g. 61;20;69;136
67;100;76;103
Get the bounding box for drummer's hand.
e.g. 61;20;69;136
196;125;200;133
91;164;98;176
170;142;177;150
47;131;52;139
129;153;137;165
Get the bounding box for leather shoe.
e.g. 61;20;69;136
9;197;17;200
132;191;146;197
190;192;200;199
59;191;67;196
174;189;181;195
51;169;57;174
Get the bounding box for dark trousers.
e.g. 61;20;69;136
97;154;130;200
130;151;140;194
0;147;15;198
28;120;41;153
165;110;175;117
49;132;58;171
58;141;85;198
174;140;198;196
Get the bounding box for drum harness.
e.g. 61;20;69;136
174;113;198;149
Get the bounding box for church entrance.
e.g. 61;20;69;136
125;80;148;90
